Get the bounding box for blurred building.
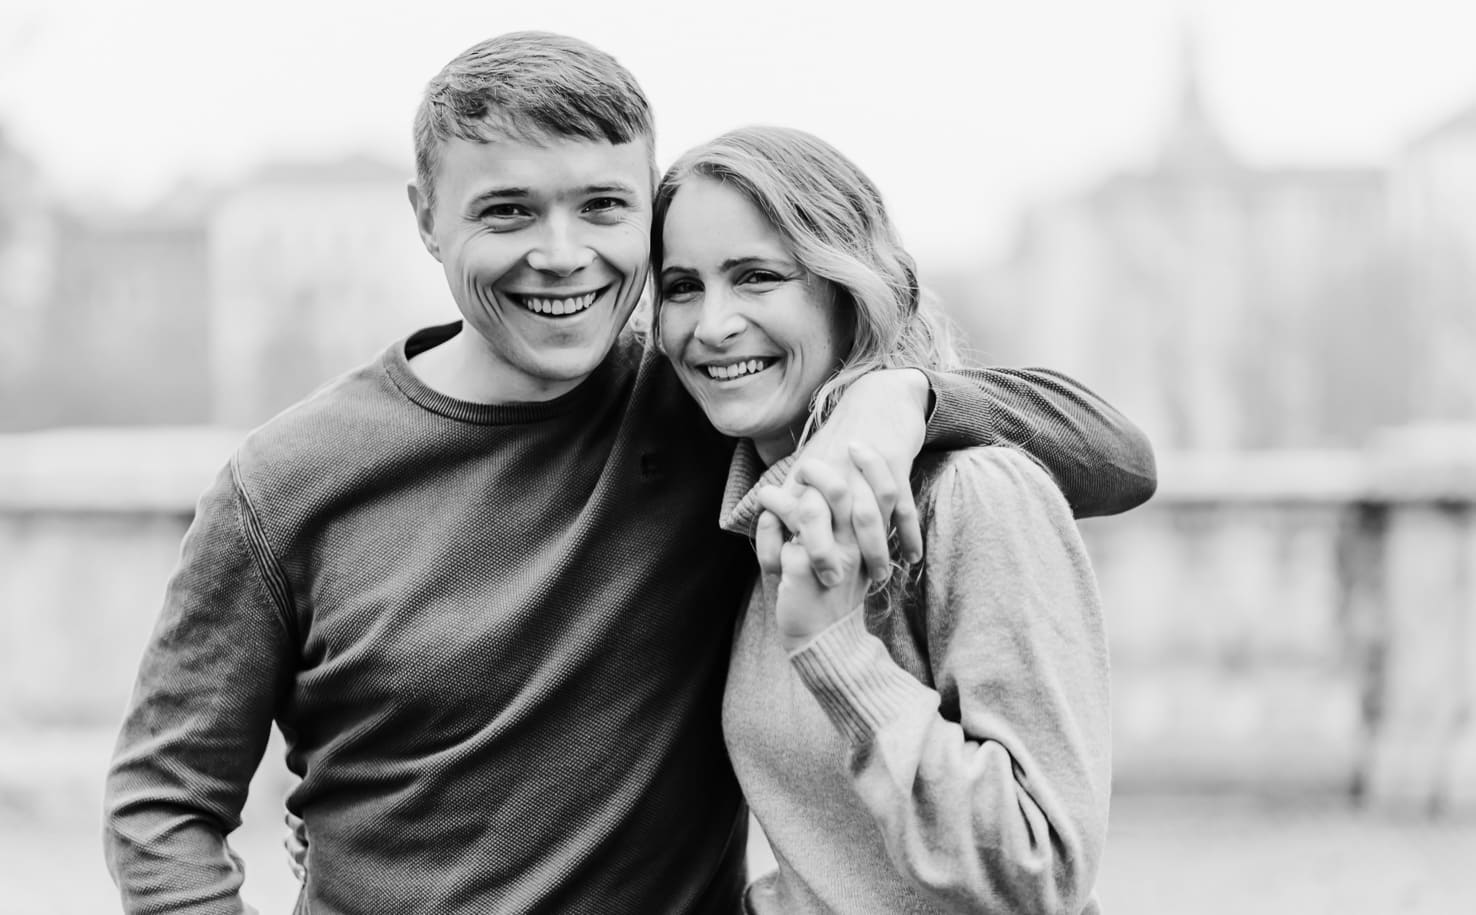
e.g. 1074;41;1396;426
1;135;210;432
0;128;59;431
2;151;450;432
208;156;448;427
8;39;1476;442
42;200;213;428
1393;104;1476;424
981;40;1424;451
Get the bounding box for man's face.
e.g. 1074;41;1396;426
412;134;652;401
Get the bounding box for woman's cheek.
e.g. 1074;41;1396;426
656;308;685;358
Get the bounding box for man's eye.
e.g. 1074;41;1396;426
585;197;625;213
481;204;529;220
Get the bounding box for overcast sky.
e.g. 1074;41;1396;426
3;0;1475;266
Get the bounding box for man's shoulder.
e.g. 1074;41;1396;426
622;330;719;429
230;347;409;494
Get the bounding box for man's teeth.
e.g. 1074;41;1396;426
705;359;772;381
521;292;598;316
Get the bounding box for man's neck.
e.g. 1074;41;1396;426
407;328;586;405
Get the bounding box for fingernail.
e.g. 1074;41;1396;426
820;570;841;588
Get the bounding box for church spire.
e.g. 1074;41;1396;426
1157;23;1237;175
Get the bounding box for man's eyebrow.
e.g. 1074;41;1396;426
467;182;640;206
468;186;530;205
582;182;641;196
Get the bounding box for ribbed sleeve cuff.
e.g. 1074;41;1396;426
788;609;937;745
918;369;999;451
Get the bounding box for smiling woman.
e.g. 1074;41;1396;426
650;126;1114;914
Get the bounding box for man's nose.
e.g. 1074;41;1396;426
526;217;595;276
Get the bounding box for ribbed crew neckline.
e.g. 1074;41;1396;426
382;321;623;426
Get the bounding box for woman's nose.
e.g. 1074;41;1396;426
693;292;747;346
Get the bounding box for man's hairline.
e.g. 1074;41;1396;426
416;128;661;209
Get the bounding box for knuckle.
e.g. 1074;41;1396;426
797;501;828;525
800;483;828;503
805;540;839;562
871;479;898;500
780;546;812;572
794;459;826;485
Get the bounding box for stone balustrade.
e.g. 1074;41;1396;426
2;428;1473;814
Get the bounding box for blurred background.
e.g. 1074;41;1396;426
3;0;1476;912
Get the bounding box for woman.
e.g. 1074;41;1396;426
652;126;1112;914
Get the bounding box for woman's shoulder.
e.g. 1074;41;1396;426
907;447;1096;621
913;445;1066;515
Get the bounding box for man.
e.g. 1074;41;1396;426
104;31;1155;913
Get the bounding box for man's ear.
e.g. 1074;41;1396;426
407;182;441;261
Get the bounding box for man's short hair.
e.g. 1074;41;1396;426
413;31;655;206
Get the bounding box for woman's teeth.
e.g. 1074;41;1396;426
704;359;772;381
521;291;598;316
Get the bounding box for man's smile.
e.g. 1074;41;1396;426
506;286;609;318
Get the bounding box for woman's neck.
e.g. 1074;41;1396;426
753;432;799;468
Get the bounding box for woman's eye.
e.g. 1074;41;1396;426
662;279;700;300
741;270;784;285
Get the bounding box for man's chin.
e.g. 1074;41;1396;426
534;347;613;386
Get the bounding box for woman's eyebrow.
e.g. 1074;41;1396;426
720;255;794;272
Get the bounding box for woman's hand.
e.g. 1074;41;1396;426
756;459;871;652
784;369;930;583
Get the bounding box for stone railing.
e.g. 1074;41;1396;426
1090;446;1476;813
2;429;1473;814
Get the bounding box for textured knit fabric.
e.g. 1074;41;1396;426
103;321;1148;914
721;444;1111;915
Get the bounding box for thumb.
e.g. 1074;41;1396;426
755;510;785;576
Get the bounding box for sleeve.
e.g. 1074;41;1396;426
787;448;1112;913
919;366;1157;518
103;458;295;914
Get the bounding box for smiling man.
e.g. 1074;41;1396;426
102;31;1156;914
407;134;653;402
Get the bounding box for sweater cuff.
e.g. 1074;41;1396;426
918;369;999;451
788;609;937;745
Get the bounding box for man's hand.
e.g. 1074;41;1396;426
755;464;869;652
284;811;308;882
780;368;931;584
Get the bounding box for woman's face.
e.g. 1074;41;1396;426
657;176;850;463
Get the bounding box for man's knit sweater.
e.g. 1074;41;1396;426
103;322;1153;913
